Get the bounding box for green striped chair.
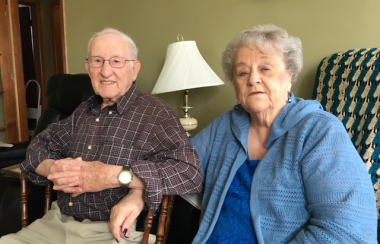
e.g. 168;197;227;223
312;48;380;241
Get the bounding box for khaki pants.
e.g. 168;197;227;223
0;201;156;244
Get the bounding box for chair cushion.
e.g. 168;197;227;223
33;74;95;137
45;74;71;111
56;74;95;115
33;107;62;137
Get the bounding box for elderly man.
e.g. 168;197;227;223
0;28;202;244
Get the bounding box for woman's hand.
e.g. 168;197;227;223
109;189;145;242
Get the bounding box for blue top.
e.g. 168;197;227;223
206;157;259;244
190;93;377;244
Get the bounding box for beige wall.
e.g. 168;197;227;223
64;0;380;135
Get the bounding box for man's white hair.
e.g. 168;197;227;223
87;27;138;59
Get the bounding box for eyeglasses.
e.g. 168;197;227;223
86;56;135;68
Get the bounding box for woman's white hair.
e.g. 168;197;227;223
221;24;303;84
87;27;138;59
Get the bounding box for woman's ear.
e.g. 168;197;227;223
287;73;292;91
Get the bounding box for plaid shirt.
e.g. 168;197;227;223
20;82;202;220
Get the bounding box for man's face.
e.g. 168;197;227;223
85;33;140;107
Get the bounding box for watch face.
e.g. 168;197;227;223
119;171;132;184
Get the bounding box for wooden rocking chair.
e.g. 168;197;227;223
19;173;175;244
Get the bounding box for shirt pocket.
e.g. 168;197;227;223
97;140;139;166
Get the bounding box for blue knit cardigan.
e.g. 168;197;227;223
190;94;377;244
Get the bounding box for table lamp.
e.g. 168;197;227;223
151;35;224;137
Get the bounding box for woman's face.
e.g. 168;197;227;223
233;45;292;116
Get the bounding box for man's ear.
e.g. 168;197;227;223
85;61;90;74
132;61;141;81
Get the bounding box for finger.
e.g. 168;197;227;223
48;165;81;178
62;186;82;193
50;164;80;174
121;220;130;238
50;177;79;189
54;158;73;165
48;171;80;181
111;228;120;243
110;216;123;242
52;184;70;190
55;157;82;166
121;213;138;238
53;185;82;193
71;192;82;197
49;164;81;175
121;227;130;238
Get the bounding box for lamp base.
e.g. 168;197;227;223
179;117;198;137
179;90;198;137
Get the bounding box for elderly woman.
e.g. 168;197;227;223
190;24;377;244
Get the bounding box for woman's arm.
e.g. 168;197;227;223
289;117;377;243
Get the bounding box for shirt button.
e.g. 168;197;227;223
88;145;92;150
69;202;73;206
96;118;99;122
109;111;112;114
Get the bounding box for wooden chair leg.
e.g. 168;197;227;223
163;195;175;244
19;173;28;228
20;173;52;228
141;211;155;244
45;183;52;213
141;195;174;244
156;195;169;244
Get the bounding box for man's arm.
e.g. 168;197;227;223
47;109;202;211
19;103;84;185
35;159;55;177
123;110;202;211
47;158;145;195
20;101;146;193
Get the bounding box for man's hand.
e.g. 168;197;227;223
45;157;82;194
109;189;145;242
47;158;121;196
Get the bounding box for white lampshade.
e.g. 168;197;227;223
151;41;224;94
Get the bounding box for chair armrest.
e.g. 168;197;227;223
0;141;29;168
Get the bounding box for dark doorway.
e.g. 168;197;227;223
0;0;66;142
19;5;36;83
19;4;40;138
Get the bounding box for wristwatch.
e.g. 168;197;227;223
117;165;133;188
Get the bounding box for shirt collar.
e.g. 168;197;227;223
87;81;140;115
